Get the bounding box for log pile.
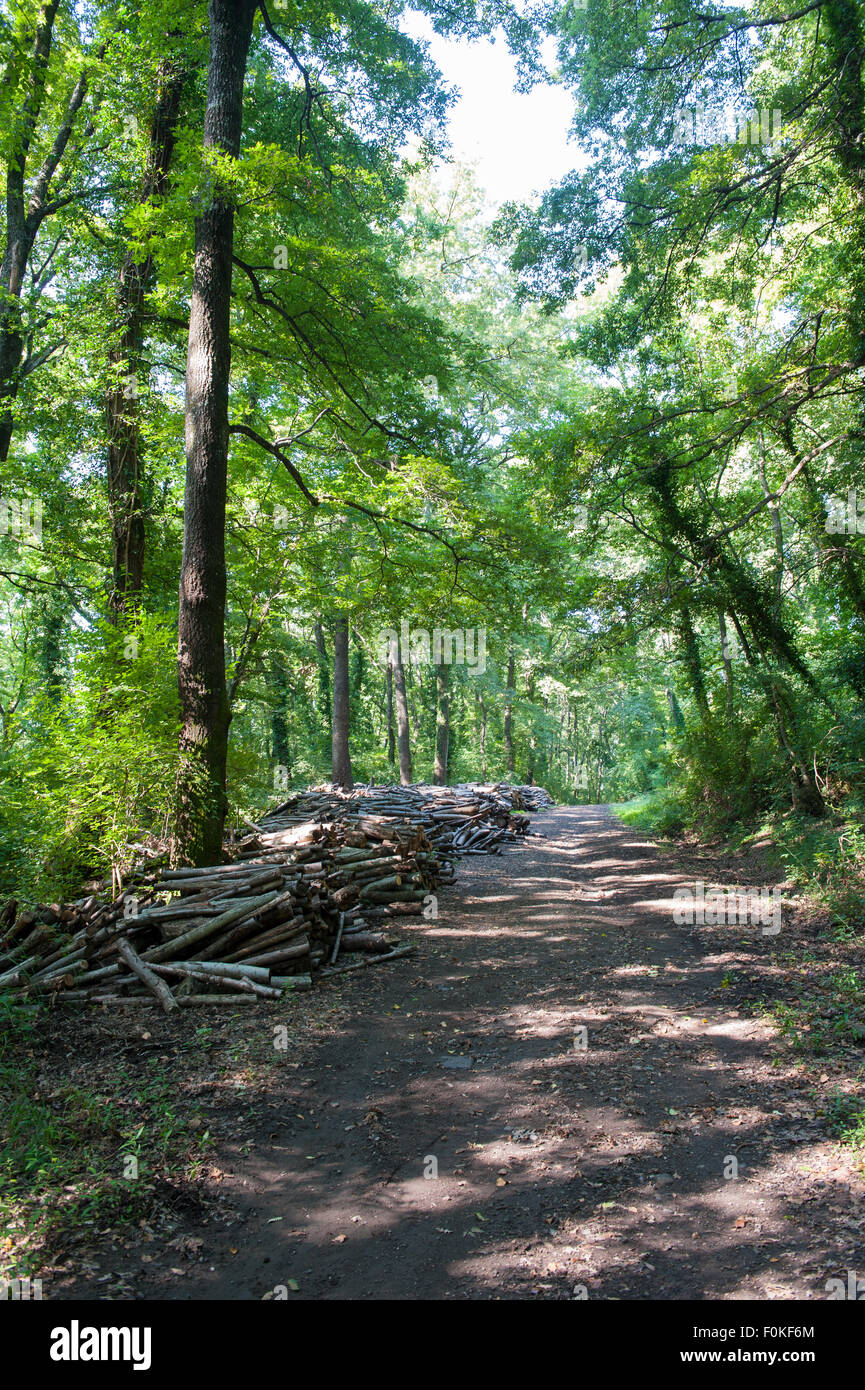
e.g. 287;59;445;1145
253;781;547;856
0;782;550;1009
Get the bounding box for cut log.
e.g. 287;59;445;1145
117;938;179;1013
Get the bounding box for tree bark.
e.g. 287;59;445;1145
678;605;710;721
768;680;826;817
718;612;734;722
504;646;515;774
0;0;89;469
0;0;59;467
331;616;353;788
433;661;450;785
269;654;291;775
313;619;331;722
392;636;413;784
731;602;825;817
823;0;865;356
525;663;536;785
175;0;256;865
385;656;396;766
107;63;186;619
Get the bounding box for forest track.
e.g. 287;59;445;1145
54;804;865;1300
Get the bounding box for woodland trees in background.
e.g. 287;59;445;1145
0;0;863;901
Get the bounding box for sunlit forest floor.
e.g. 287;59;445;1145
4;805;864;1299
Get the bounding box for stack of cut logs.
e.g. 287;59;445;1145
252;781;550;855
0;782;550;1011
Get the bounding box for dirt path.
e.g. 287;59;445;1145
57;805;865;1300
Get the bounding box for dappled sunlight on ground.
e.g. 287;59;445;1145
49;803;865;1302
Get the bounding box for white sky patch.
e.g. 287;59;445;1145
402;13;582;206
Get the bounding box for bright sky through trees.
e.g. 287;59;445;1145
401;12;578;204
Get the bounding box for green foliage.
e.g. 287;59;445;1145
611;790;686;839
0;617;180;900
827;1091;865;1166
751;811;865;937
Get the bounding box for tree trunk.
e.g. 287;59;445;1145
477;689;487;779
504;646;515;774
331;616;353;788
1;0;90;470
175;0;256;866
758;451;785;613
718;612;734;721
525;663;536;784
385;657;396;767
678;606;710;721
0;0;60;468
39;595;65;703
408;657;421;741
732;602;825;817
392;636;413;784
823;0;865;356
433;662;450;785
269;654;290;774
312;619;330;715
107;63;186;619
768;681;825;817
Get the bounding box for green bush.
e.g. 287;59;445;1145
0;616;180;901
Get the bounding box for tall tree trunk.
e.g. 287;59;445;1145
718;612;734;722
433;661;450;785
477;689;487;779
312;622;330;711
408;652;420;741
269;654;290;775
732;601;825;817
665;686;684;730
823;0;865;356
107;63;186;619
768;680;825;816
678;605;710;721
175;0;256;865
385;657;396;767
331;616;353;788
312;618;331;766
0;0;59;468
1;0;89;470
525;663;536;785
39;595;64;703
504;646;515;774
563;702;570;786
392;636;413;784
